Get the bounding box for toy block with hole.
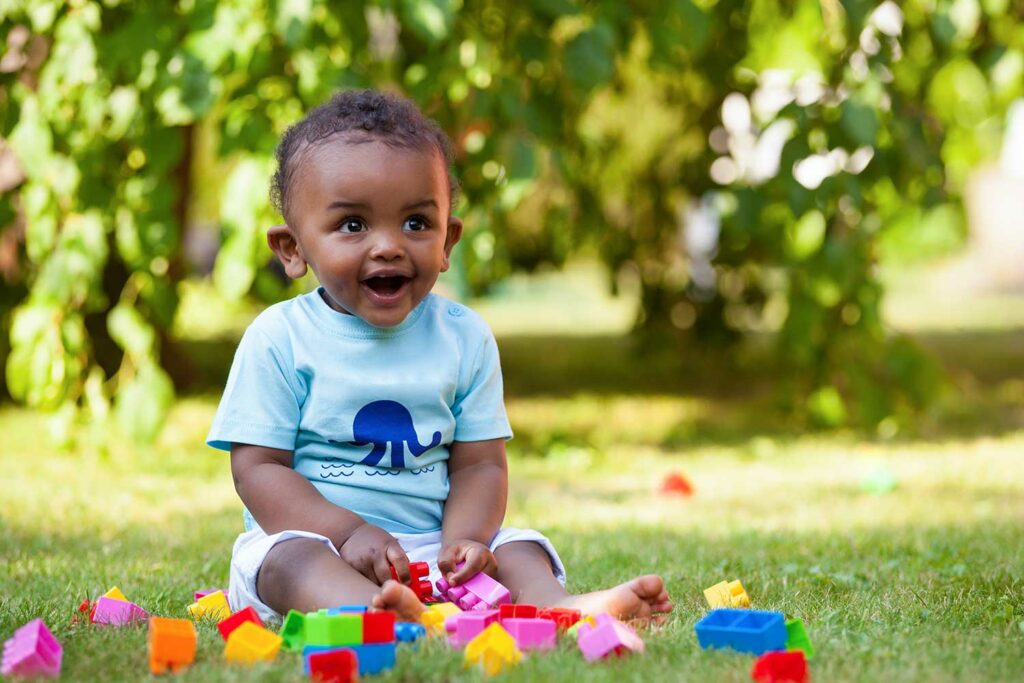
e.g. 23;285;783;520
305;612;362;647
501;617;557;650
704;579;751;609
362;611;396;644
499;603;538;621
224;621;282;664
217;606;263;641
147;617;197;675
577;614;644;661
695;609;787;655
188;590;231;621
785;618;815;659
395;621;426;643
752;650;808;683
2;619;62;678
307;648;358;683
92;596;149;626
464;622;521;677
281;609;306;651
537;607;582;631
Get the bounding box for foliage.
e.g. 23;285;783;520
1;0;1021;440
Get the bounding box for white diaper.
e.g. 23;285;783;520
228;526;567;623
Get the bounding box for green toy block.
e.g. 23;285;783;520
304;612;362;647
785;618;814;659
280;610;306;652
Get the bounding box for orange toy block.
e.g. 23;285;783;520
224;621;282;664
148;617;197;675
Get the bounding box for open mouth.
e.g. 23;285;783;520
362;275;411;298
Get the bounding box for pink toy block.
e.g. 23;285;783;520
194;588;226;602
501;617;557;650
449;611;499;647
436;577;450;593
457;593;481;610
2;619;62;678
461;566;511;608
92;596;149;626
448;585;469;600
577;614;644;661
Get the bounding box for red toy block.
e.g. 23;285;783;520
660;471;694;496
362;611;396;644
500;604;539;620
751;650;808;683
308;648;358;683
388;561;434;602
217;606;263;641
537;607;581;631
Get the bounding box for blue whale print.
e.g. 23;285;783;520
332;400;441;469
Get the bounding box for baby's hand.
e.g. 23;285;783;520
339;523;410;585
437;539;497;586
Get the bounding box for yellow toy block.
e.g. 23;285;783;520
703;579;750;609
224;621;282;664
188;590;231;621
464;623;521;676
103;586;128;602
420;602;462;636
429;602;462;619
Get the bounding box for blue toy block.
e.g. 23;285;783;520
302;645;354;675
351;643;396;675
327;605;368;615
395;622;426;643
695;609;787;655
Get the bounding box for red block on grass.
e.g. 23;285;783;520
362;611;396;643
537;607;581;631
308;648;358;683
751;650;808;683
217;606;263;641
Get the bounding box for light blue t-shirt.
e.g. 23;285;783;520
206;289;512;534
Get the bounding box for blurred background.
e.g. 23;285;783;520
0;0;1022;446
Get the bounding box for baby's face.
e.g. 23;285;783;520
287;137;460;328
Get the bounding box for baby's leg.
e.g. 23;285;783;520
256;538;424;621
494;541;673;623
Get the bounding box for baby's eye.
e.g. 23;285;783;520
338;218;366;233
403;216;429;232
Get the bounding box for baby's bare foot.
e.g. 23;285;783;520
371;580;426;622
554;575;672;625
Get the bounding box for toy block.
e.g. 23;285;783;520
461;566;511;608
351;642;396;675
188;590;231;621
752;650;808;683
389;561;434;602
305;612;362;647
499;603;538;620
695;609;787;655
303;645;342;674
103;586;128;602
217;606;263;641
785;618;814;659
450;610;499;647
577;614;644;661
464;623;521;677
327;605;368;614
395;622;426;642
148;617;197;675
537;607;581;631
75;598;97;625
362;611;396;644
704;579;751;609
660;471;694;495
224;621;282;664
457;593;481;610
194;588;227;602
502;617;557;650
281;609;306;651
2;618;62;678
307;647;358;683
566;615;596;639
92;596;149;626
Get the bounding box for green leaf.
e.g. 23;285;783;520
786;210;827;260
808;385;847;427
400;0;459;45
107;304;156;359
7;96;53;180
840;99;878;147
275;0;313;47
114;361;174;444
563;22;616;94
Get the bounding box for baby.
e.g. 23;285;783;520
207;89;672;624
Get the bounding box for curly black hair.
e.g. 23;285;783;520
270;89;459;220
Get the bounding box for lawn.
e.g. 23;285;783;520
2;264;1023;681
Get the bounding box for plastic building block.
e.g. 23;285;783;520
389;560;434;602
695;609;787;655
305;612;362;647
502;617;557;650
577;614;644;661
194;588;227;602
537;607;581;631
303;645;342;674
464;623;521;677
566;615;596;639
281;609;306;651
785;618;815;659
224;621;282;664
217;606;263;641
449;610;499;647
436;564;511;610
75;598;97;625
307;648;358;683
148;617;197;675
704;579;751;609
188;590;231;621
752;650;808;683
395;622;426;643
362;611;396;644
499;603;538;620
660;471;694;496
327;605;368;614
92;596;149;625
351;643;396;675
2;618;62;678
103;586;128;602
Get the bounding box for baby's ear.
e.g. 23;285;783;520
267;224;308;279
441;216;463;272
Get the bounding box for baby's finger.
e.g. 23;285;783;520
386;545;411;584
449;548;486;584
436;544;460;579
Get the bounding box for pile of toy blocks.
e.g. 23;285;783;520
695;578;815;683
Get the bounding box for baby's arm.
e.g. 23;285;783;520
231;443;411;583
438;438;508;584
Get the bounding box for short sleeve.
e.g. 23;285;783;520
206;325;303;452
451;331;513;442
